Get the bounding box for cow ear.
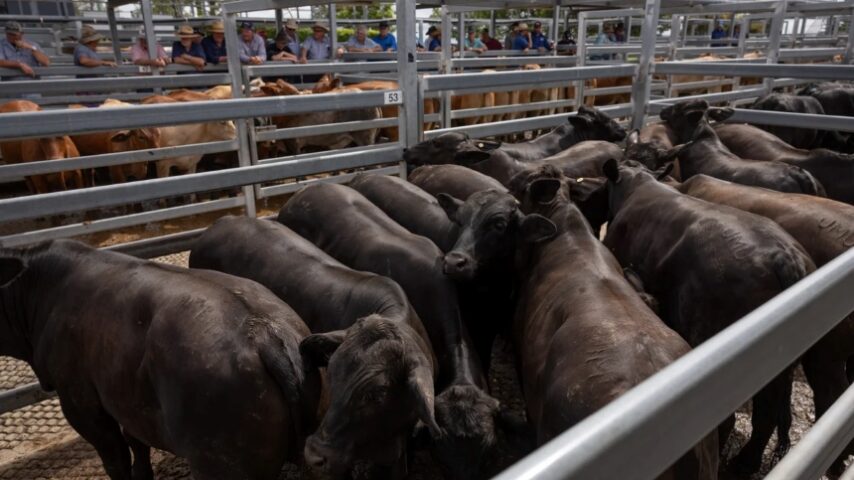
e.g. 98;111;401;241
627;129;640;145
110;131;131;143
299;330;346;368
655;162;675;181
603;158;621;183
0;257;25;288
707;107;735;122
519;214;557;244
663;142;690;162
528;178;561;204
454;150;491;165
659;105;673;121
436;193;464;222
408;363;442;438
568;114;593;130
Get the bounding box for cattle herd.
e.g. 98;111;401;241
0;78;853;480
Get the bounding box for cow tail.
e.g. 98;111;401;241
259;333;319;459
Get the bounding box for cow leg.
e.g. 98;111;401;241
803;349;849;477
718;414;735;453
729;368;793;474
60;400;132;480
847;356;854;384
29;175;50;194
122;431;153;480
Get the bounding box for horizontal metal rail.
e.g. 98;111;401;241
451;56;578;69
654;62;854;80
0;140;238;179
0;91;392;138
0;145;402;222
255;118;399;142
0;383;55;415
423;64;637;92
258;164;400;198
0;64;228;78
450;99;576;120
0;73;231;96
0;196;244;248
495;247;854;480
245;60;404;77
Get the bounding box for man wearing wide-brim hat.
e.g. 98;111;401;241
268;19;300;63
202;20;227;65
172;24;206;71
0;21;50;78
75;25;117;68
299;22;332;63
131;26;170;68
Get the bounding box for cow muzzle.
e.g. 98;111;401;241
443;251;476;280
304;435;349;479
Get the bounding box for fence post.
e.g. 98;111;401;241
630;0;661;130
575;11;587;110
223;12;257;218
396;0;418;179
845;8;854;63
107;6;122;63
764;0;788;92
666;14;681;97
275;8;283;34
140;0;160;83
552;2;561;56
441;5;453;129
329;3;338;61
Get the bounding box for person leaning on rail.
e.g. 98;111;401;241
172;24;206;71
75;25;117;69
201;20;227;65
300;22;332;63
372;21;397;52
268;19;300;63
131;26;170;69
238;21;266;66
0;21;50;79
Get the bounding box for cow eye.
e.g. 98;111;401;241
492;219;507;231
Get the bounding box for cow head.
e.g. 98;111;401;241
205;120;237;142
438;189;555;281
569;106;626;142
602;159;673;218
109;127;161;153
428;385;527;480
403;133;501;168
659;100;733;143
300;315;439;478
624;131;689;171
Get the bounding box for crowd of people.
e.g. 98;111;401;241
425;20;557;54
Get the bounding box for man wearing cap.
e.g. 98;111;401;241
343;25;381;53
268;19;300;63
530;21;553;51
300;22;332;63
426;25;441;52
75;25;117;68
512;23;531;51
238;21;265;65
131;27;169;68
172;24;206;71
464;29;485;54
372;21;397;52
480;28;502;51
0;21;50;78
201;21;227;65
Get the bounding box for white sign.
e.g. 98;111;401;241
384;90;403;105
138;65;152;74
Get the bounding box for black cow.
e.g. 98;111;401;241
189;216;439;479
409;164;507;200
437;167;718;478
677;175;854;476
714;123;854;205
660;99;825;195
0;239;320;480
349;174;459;252
403;106;626;167
749;93;827;149
278;183;512;480
602;160;815;474
799;82;854;118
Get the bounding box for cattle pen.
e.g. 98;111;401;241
0;0;854;478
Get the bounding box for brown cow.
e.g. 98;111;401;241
165;89;215;102
70;99;160;183
0;100;84;193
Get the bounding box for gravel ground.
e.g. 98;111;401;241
0;251;841;479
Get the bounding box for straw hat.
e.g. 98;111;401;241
285;19;298;30
80;25;104;44
177;24;199;39
518;22;529;31
311;22;330;32
209;20;225;33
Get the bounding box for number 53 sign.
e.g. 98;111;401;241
384;90;403;105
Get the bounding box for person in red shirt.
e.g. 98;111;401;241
480;28;503;50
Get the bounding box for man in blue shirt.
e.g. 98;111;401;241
238;22;266;65
530;21;553;51
0;21;50;78
512;23;531;51
711;22;727;47
201;20;227;65
372;21;397;52
343;25;381;53
300;22;332;62
427;26;442;52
